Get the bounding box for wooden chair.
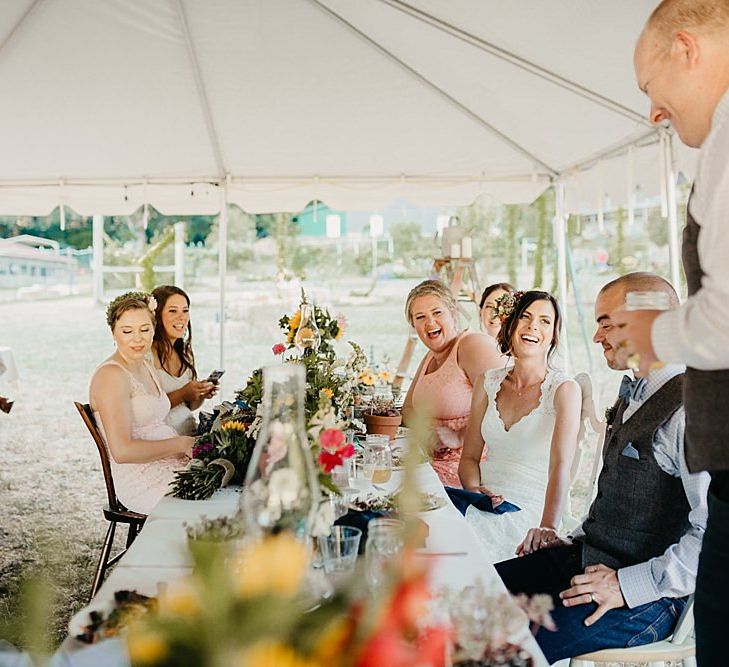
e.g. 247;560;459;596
569;595;696;666
74;402;146;600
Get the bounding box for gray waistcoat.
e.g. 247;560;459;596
682;205;729;472
581;375;690;570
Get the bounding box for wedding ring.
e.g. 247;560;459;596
590;593;596;603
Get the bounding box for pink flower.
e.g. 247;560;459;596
320;428;346;450
272;343;286;356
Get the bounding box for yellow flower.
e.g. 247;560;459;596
127;630;168;664
320;387;334;399
335;327;344;340
287;309;302;343
222;420;247;432
311;618;353;666
359;371;375;386
158;579;200;618
236;642;322;667
233;534;309;598
377;371;393;384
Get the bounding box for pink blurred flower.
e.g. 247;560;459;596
320;428;345;450
272;343;286;356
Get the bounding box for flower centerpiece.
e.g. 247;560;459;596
446;580;555;667
169;292;366;502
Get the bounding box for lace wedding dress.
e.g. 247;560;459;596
465;366;576;563
92;360;189;514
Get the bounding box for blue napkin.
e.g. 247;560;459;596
335;509;428;554
445;487;521;516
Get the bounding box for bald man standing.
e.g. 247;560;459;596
612;2;729;662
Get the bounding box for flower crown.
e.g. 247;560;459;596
493;290;524;322
105;291;157;327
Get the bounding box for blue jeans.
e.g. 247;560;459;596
695;472;729;666
495;545;686;665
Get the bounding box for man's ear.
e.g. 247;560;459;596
673;30;702;69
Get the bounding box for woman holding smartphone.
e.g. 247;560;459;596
151;285;218;436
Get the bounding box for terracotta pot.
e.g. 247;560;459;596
363;413;402;441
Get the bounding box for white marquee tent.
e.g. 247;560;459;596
0;0;698;362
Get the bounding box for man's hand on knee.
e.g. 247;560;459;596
559;563;625;626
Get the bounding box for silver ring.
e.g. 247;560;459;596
590;593;596;603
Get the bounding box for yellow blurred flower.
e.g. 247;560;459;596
311;618;354;666
320;387;334;399
377;371;393;384
158;579;200;618
287;310;302;343
222;420;248;432
237;642;322;667
127;630;168;664
359;371;375;386
233;533;309;598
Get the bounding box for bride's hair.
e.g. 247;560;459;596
497;291;561;360
151;285;197;380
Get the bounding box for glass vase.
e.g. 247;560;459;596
294;302;321;355
241;364;320;539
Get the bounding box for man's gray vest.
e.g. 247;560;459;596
682;205;729;472
581;375;690;570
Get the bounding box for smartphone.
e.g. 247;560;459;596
205;369;225;384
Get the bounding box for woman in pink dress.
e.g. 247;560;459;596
89;292;194;514
401;280;507;487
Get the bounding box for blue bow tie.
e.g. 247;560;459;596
619;375;646;402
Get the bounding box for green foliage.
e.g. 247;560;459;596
531;189;553;289
389;220;434;270
138;227;175;292
646;206;669;248
612;206;628;275
504;205;520;285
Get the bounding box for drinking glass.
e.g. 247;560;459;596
365;440;392;484
319;526;362;577
349;454;375;491
365;518;403;588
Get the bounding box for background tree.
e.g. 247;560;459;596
504;205;519;285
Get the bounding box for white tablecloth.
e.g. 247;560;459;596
69;463;547;665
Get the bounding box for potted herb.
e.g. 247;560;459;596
363;391;402;441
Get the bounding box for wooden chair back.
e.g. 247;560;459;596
74;401;121;512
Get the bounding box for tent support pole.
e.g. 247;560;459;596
664;132;681;290
554;180;571;371
174;221;185;289
92;214;104;305
218;185;229;370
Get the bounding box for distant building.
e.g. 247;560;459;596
0;235;76;288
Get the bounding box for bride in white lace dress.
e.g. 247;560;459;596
459;291;582;563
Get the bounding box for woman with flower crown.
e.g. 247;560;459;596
459;290;582;563
89;292;195;514
150;285;217;436
401;279;508;487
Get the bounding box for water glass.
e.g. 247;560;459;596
327;489;353;520
319;526;362;577
349;454;375;491
365;518;403;588
365;440;392;484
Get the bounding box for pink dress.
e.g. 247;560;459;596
92;360;189;514
411;333;474;487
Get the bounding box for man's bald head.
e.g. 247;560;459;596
599;272;679;308
646;0;729;44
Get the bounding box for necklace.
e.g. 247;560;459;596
508;371;545;397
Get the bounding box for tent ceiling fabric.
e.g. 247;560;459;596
0;0;697;216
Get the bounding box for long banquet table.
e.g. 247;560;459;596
67;459;548;665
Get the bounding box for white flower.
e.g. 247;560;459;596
268;468;302;510
147;295;158;314
310;500;334;537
